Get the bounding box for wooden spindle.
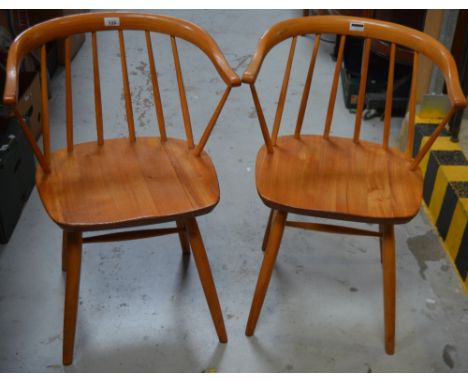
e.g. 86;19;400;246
194;86;232;156
271;36;297;144
13;108;50;173
406;52;419;157
323;35;346;139
353;38;371;143
91;32;104;145
411;107;456;170
40;44;50;164
383;43;396;149
171;36;194;149
145;31;167;142
65;37;73;152
250;84;273;153
119;30;136;142
295;34;320;138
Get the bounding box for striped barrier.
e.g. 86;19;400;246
413;122;468;292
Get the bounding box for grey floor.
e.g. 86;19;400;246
1;10;468;372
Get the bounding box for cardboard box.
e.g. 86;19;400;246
16;71;42;140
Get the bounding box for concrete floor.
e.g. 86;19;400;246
1;10;468;372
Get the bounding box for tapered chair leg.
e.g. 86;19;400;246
246;210;287;336
261;209;274;251
381;224;396;355
63;231;83;365
62;230;69;272
185;218;227;343
176;220;191;256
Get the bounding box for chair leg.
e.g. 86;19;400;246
381;224;396;355
378;224;384;264
185;218;227;343
261;209;274;251
62;230;69;272
63;231;83;365
246;210;287;336
176;220;191;256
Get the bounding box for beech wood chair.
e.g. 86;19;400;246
242;16;466;354
3;12;240;365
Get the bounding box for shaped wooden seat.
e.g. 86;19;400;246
256;134;423;224
37;137;220;230
243;16;466;354
4;12;240;365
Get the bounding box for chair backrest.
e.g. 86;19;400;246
3;12;241;173
242;16;466;170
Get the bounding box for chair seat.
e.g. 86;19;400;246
36;137;220;230
256;135;423;224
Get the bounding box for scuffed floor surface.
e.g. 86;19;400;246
1;10;468;372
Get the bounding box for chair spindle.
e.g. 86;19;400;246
250;84;273;153
118;30;136;142
383;43;396;149
353;38;371;143
65;37;73;152
91;32;104;145
406;52;419;157
295;34;321;138
194;86;232;156
171;36;194;149
323;35;346;139
145;31;167;142
40;44;50;164
271;36;297;145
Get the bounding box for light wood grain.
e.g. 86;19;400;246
36;137;220;231
256;135;423;224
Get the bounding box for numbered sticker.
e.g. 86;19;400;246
104;17;120;27
349;22;365;32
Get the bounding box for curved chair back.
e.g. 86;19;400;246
242;16;466;170
3;12;241;173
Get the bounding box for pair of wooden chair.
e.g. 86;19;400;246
3;12;466;365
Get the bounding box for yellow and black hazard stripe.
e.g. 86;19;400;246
413;123;468;291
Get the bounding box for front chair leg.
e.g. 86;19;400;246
185;218;227;343
381;224;396;355
246;210;287;336
62;230;69;272
176;220;191;256
261;209;274;251
63;231;83;365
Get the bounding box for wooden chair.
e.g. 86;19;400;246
3;12;240;365
242;16;466;353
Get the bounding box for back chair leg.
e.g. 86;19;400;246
62;230;69;272
381;223;396;355
176;220;191;256
246;210;287;336
63;231;83;365
261;209;274;251
185;218;227;343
